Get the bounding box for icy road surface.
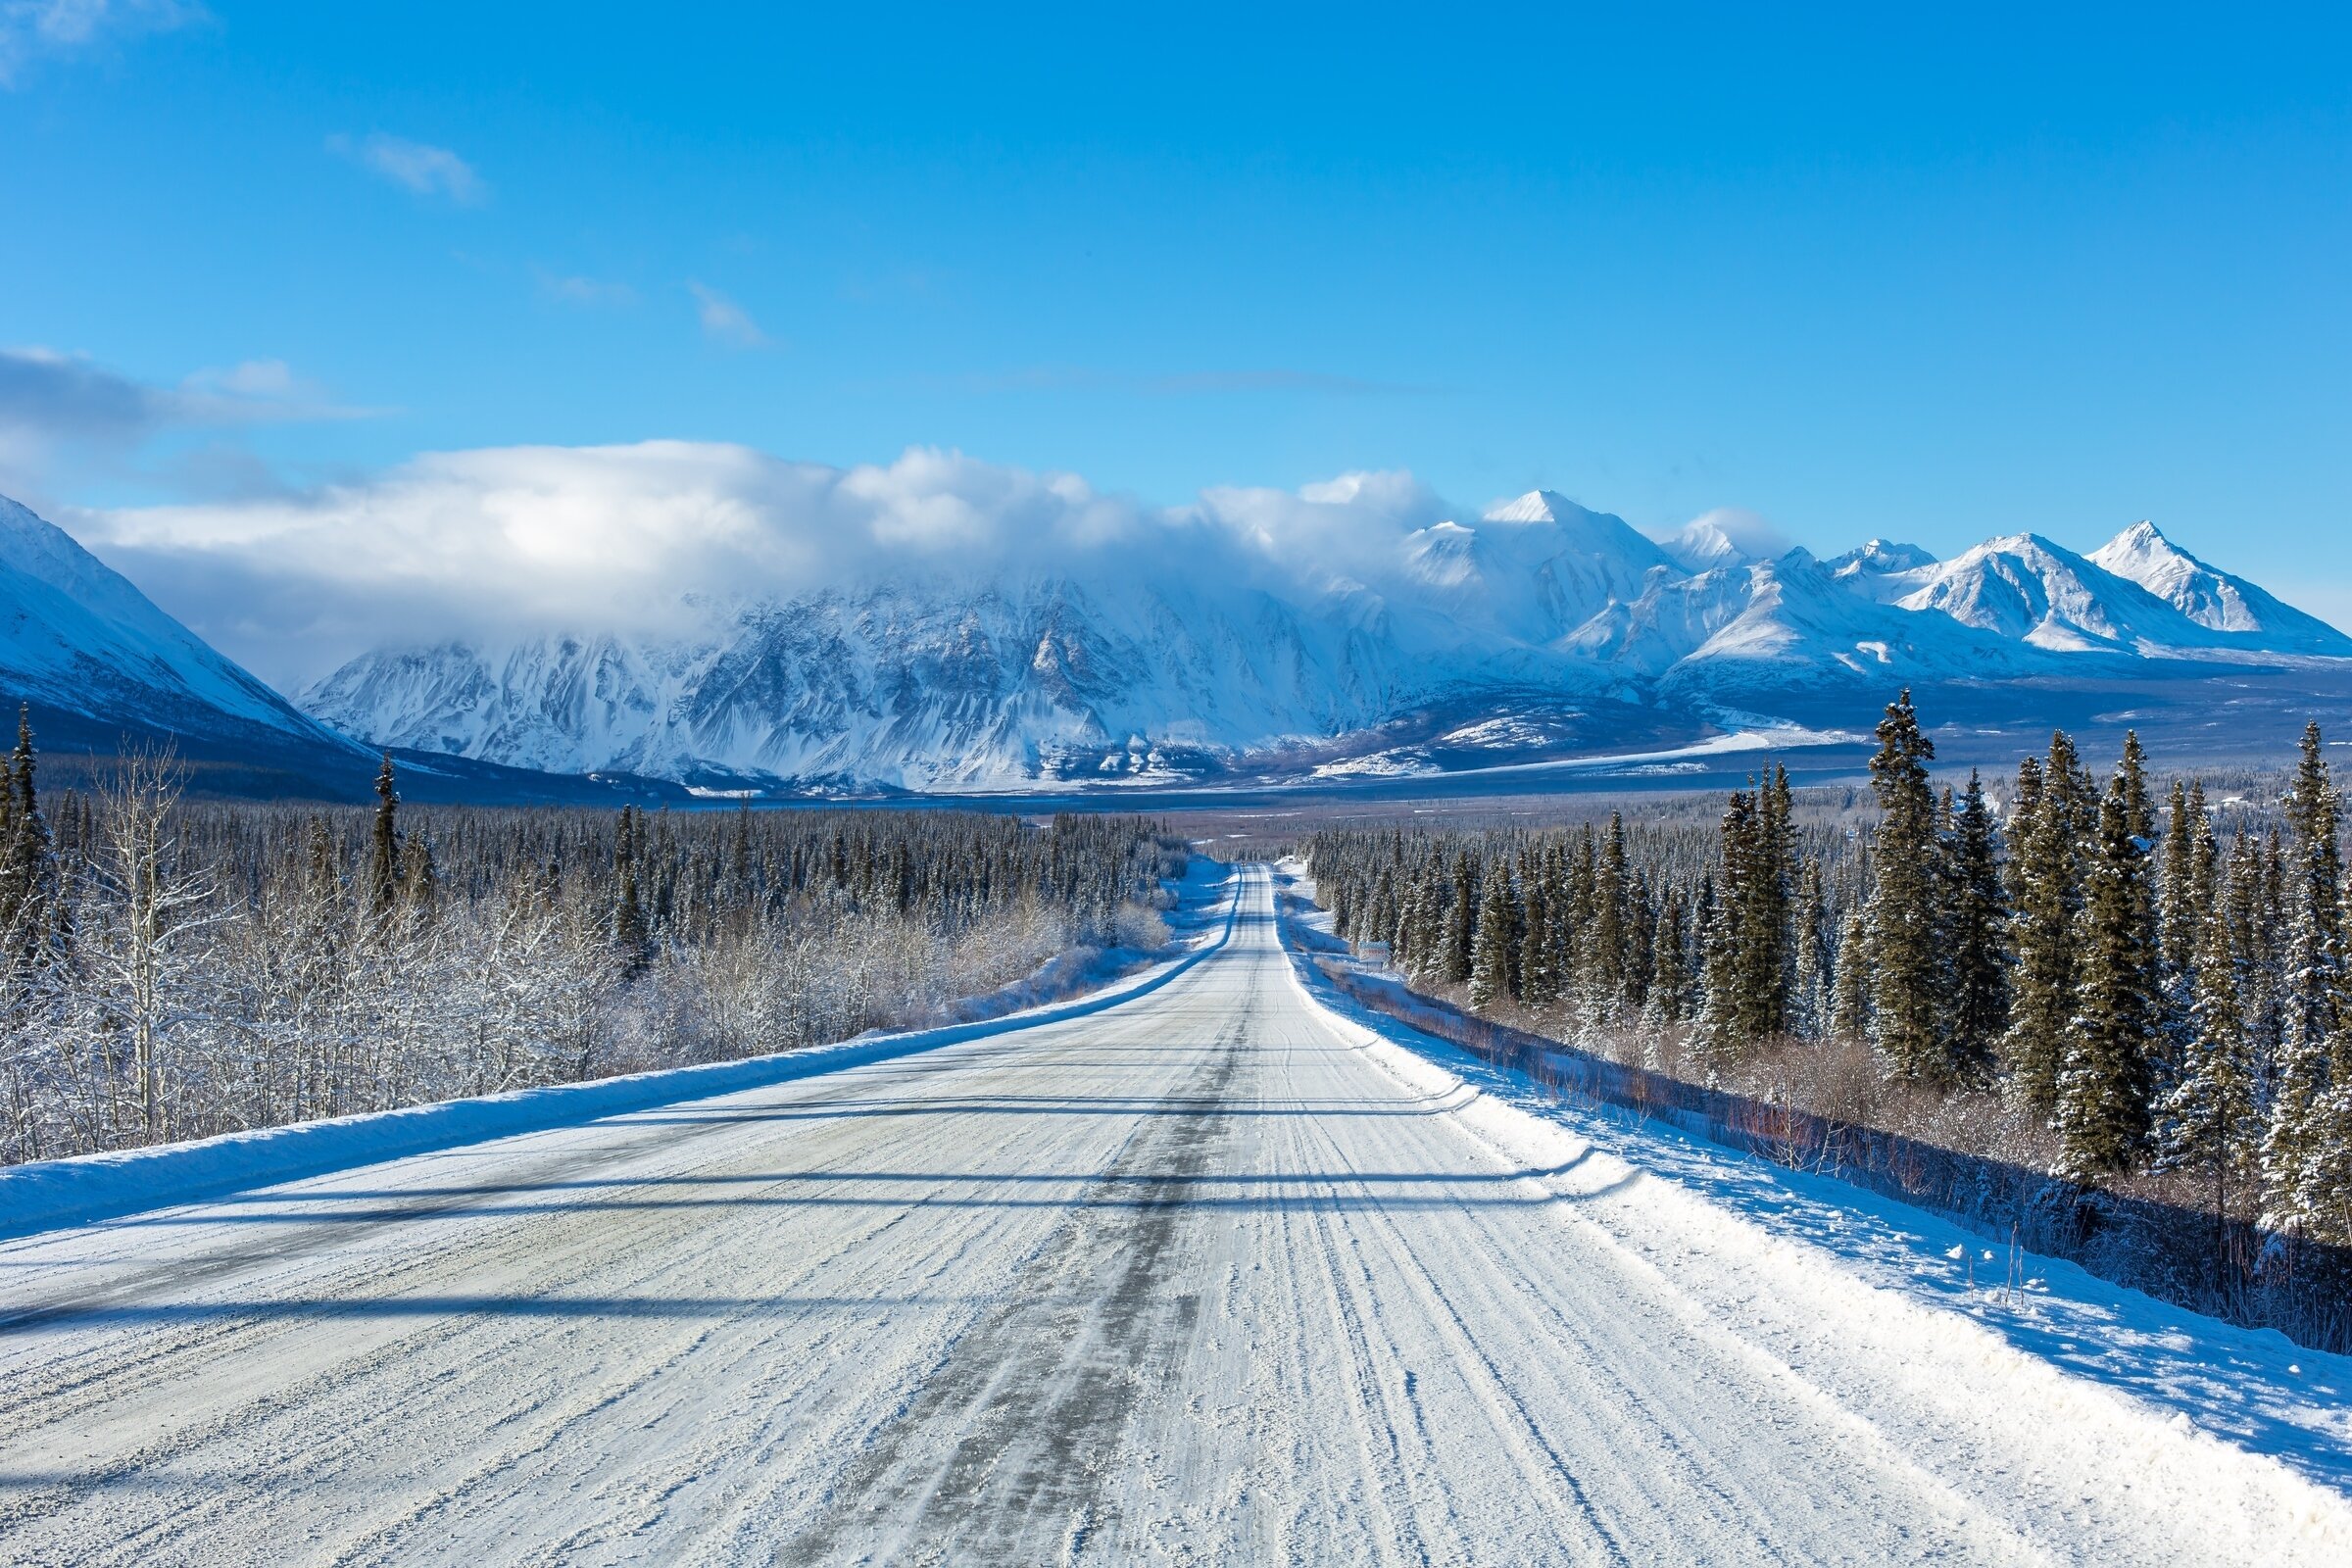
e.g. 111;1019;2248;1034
1;865;2346;1565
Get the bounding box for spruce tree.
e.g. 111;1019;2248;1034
1740;773;1794;1038
1624;868;1658;1017
1942;769;2007;1085
2301;1084;2352;1242
1591;811;1632;1022
1645;889;1688;1026
2255;829;2290;1087
2152;778;2203;1093
2225;826;2279;1099
1864;690;1946;1079
1714;786;1766;1045
1517;855;1555;1010
1562;827;1598;1024
1831;906;1871;1040
1468;860;1516;1011
2159;779;2199;996
2159;784;2256;1236
1760;768;1796;1025
2263;722;2344;1233
613;806;651;973
727;798;756;928
1443;852;1477;985
368;753;402;914
2053;773;2158;1177
2004;730;2090;1109
1401;864;1439;973
0;706;57;965
1694;872;1740;1069
1788;860;1831;1041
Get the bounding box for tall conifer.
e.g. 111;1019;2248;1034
1943;769;2007;1084
2005;731;2090;1108
1443;852;1478;985
368;753;401;914
2053;770;2159;1176
1864;690;1944;1078
2160;784;2256;1233
2264;723;2345;1232
1468;859;1516;1010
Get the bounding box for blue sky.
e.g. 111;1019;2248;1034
3;1;2350;663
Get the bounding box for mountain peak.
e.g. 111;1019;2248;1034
1481;490;1586;525
1827;539;1936;577
2088;518;2350;650
0;492;344;752
2091;518;2181;570
1654;510;1792;574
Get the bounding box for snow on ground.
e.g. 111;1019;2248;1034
0;860;1239;1243
1279;867;2352;1524
0;864;2342;1563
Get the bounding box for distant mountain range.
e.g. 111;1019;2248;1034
4;487;2348;799
290;491;2352;792
0;495;682;803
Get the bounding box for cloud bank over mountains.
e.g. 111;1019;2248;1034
64;441;1477;685
9;441;2349;793
41;432;2351;725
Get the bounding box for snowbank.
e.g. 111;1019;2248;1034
1278;920;2352;1538
0;862;1241;1242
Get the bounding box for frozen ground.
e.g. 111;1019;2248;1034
0;858;1239;1241
0;866;2345;1563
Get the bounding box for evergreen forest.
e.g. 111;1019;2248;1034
1307;692;2352;1246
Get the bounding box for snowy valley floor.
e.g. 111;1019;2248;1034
0;865;2346;1564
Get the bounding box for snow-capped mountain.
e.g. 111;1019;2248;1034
1879;532;2285;656
301;569;1608;790
0;495;352;753
1827;539;1938;581
1655;512;1786;575
0;494;704;804
295;499;2352;791
1397;492;1677;645
2089;519;2352;653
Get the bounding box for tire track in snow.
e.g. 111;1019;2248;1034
0;866;2336;1565
775;1007;1250;1564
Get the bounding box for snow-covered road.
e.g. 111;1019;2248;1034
2;866;2345;1565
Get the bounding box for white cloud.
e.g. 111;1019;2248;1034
65;442;1453;687
1206;467;1449;588
173;358;378;422
688;282;768;347
1685;506;1788;555
1649;505;1792;566
329;132;487;206
534;269;636;308
0;0;200;86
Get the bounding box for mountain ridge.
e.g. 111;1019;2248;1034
0;496;691;804
5;486;2341;797
290;494;2352;790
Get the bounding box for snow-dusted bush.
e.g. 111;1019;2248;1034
0;757;1169;1165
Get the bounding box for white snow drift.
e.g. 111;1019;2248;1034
0;867;2343;1563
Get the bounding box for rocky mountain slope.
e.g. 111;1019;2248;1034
0;496;685;803
293;494;2352;791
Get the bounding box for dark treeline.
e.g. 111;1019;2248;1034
1307;691;2352;1246
0;722;1182;1164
